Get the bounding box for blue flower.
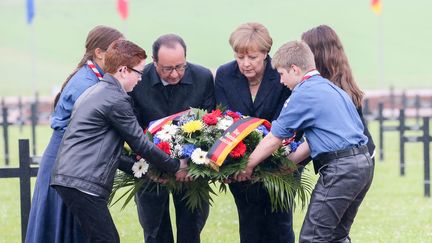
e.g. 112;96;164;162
256;125;269;136
177;114;196;126
153;136;161;145
181;144;196;158
290;141;302;152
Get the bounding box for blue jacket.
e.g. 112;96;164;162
51;64;102;130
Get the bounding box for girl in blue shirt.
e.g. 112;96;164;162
25;26;123;243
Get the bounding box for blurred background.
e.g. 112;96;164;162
1;0;431;242
1;0;431;97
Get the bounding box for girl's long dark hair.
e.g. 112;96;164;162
53;26;123;107
302;25;364;108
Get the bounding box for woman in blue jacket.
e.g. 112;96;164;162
25;26;123;243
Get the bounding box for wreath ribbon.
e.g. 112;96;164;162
207;117;266;167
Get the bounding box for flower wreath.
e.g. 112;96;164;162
110;108;313;212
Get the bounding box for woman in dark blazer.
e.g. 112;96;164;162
215;22;294;243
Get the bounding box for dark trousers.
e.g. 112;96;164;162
300;153;374;242
135;184;209;243
54;186;120;243
229;182;295;243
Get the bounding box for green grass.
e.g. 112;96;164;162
1;121;431;242
0;125;51;164
1;1;431;239
0;0;432;97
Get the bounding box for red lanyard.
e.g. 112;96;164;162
86;60;103;81
301;69;320;83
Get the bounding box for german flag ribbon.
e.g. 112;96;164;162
147;109;191;135
207;117;267;167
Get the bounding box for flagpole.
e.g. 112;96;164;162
371;0;384;89
117;0;129;35
377;11;384;89
26;0;37;96
30;23;37;96
123;20;128;37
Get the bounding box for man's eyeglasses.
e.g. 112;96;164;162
157;63;188;74
127;66;144;76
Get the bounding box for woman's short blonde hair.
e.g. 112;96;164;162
229;22;272;54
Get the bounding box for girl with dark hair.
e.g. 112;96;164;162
26;25;123;243
301;24;376;159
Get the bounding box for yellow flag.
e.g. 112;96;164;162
371;0;382;15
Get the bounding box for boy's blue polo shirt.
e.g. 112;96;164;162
271;75;367;158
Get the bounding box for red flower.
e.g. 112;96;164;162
226;111;241;121
263;120;272;130
229;141;247;159
202;113;218;125
282;132;297;145
211;109;223;117
156;141;171;155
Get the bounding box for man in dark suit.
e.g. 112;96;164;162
129;34;215;243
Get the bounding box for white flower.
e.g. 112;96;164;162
190;148;209;165
132;158;149;178
283;145;292;156
156;124;178;141
173;144;183;158
255;128;264;135
217;117;234;130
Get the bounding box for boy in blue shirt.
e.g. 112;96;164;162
237;41;374;242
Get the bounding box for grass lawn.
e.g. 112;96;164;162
1;1;431;241
1;121;431;242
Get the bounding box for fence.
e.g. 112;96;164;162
376;102;400;161
0;95;49;241
1;95;51;166
363;89;432;162
363;88;432;124
362;88;431;197
369;102;431;197
0;89;431;242
0;139;38;242
399;112;431;197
